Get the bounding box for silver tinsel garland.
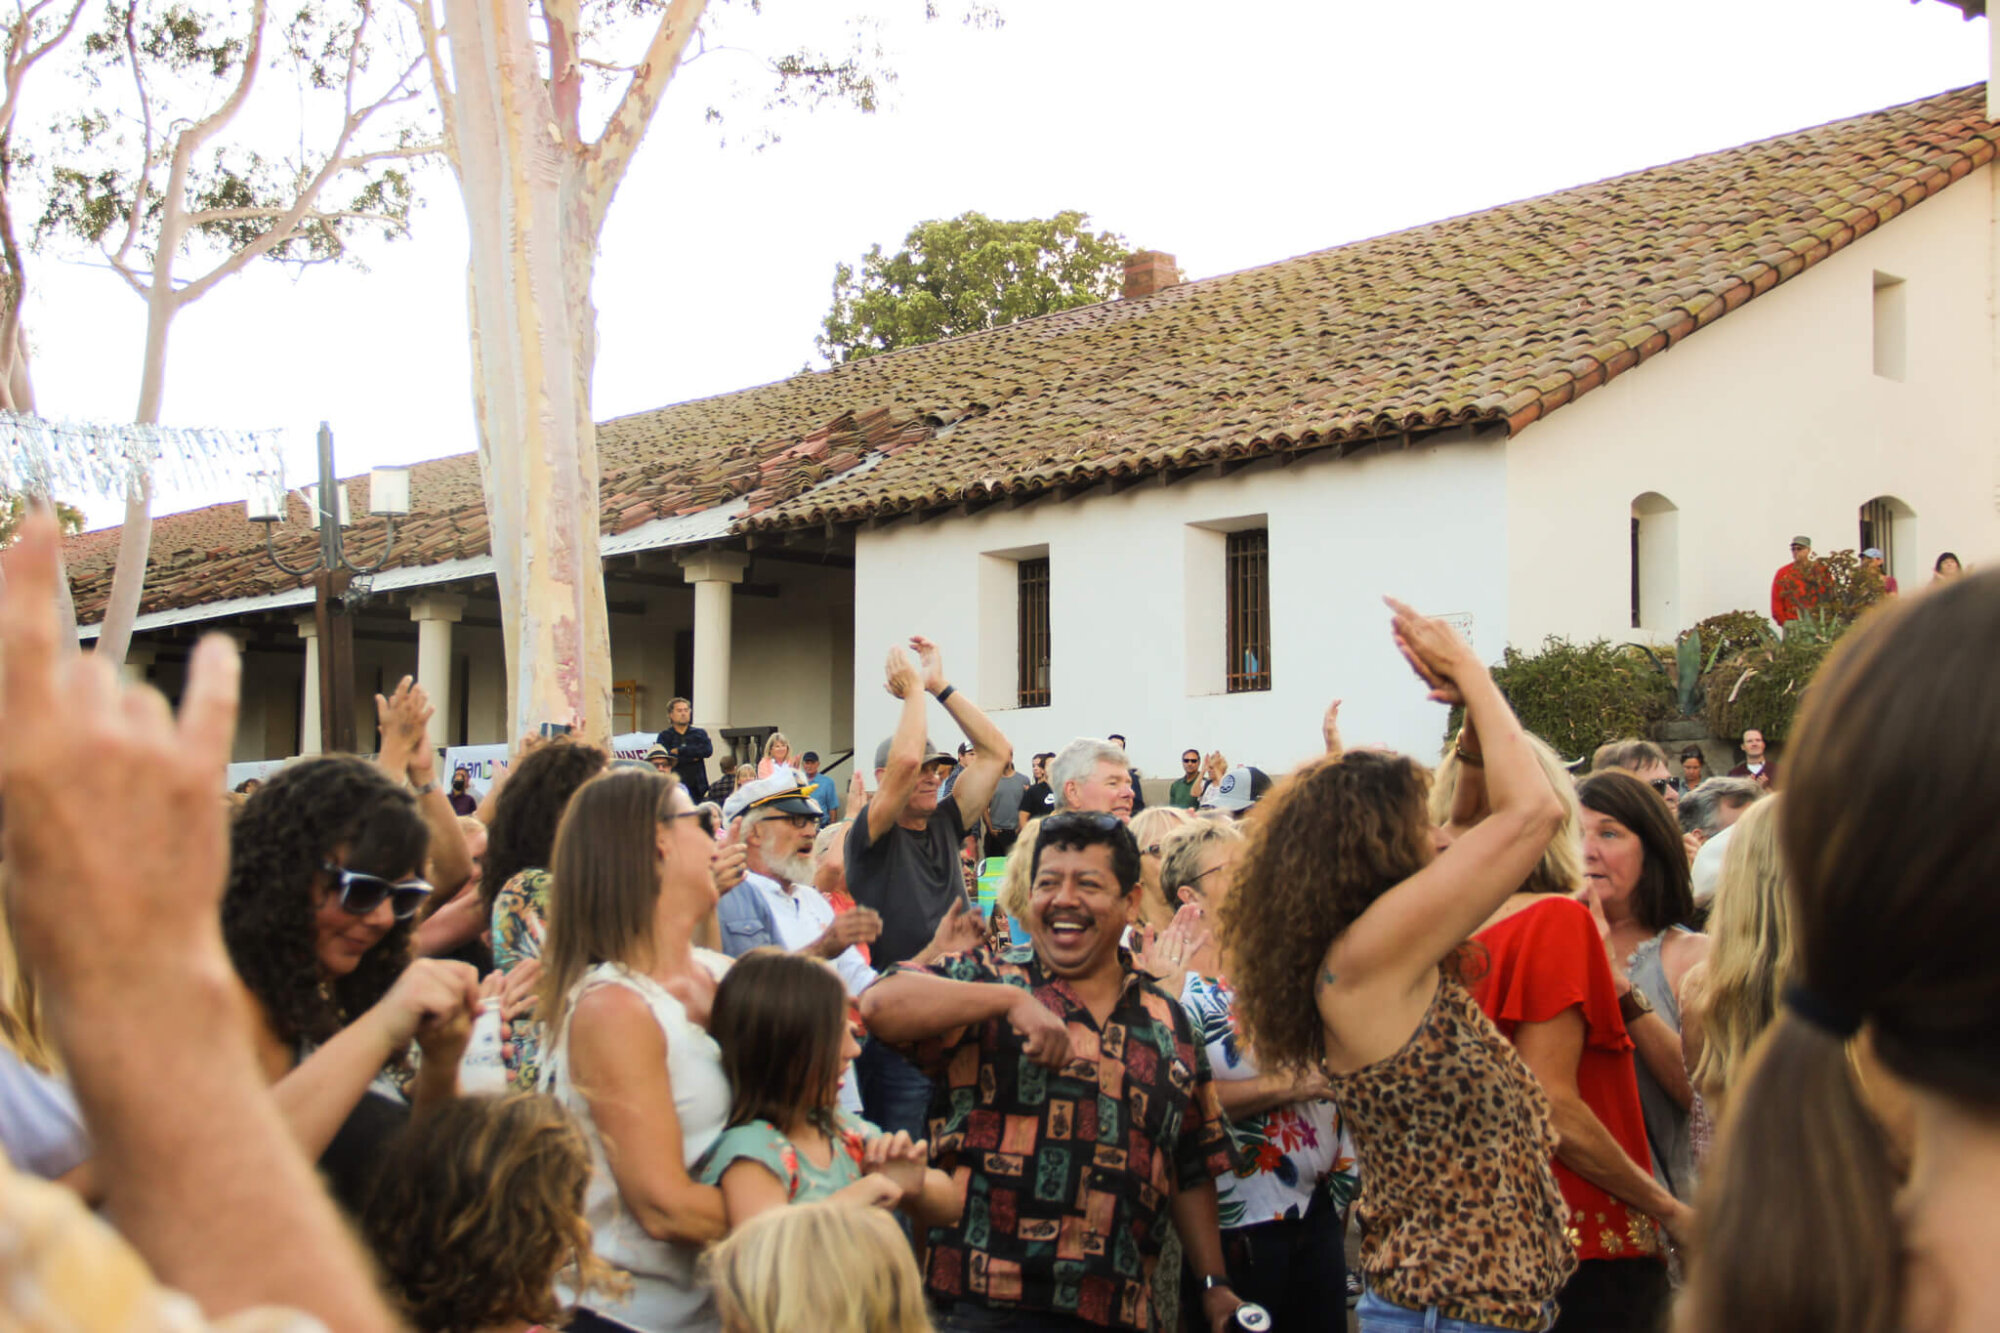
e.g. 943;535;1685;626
0;412;283;501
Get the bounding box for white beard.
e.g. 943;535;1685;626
769;849;815;886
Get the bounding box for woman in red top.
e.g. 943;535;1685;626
1443;725;1693;1333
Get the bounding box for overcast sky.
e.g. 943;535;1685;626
27;0;1989;528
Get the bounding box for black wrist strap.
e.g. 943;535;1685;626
935;684;956;705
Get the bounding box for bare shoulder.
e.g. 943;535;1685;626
573;982;666;1048
1661;929;1711;998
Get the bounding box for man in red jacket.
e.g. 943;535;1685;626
1770;535;1825;626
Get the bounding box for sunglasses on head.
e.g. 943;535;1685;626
322;863;432;920
1041;811;1122;835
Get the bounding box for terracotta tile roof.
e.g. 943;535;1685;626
66;84;1998;622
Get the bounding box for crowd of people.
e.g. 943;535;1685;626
2;503;1995;1333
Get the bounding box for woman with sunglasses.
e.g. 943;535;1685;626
223;755;483;1218
537;766;734;1332
1575;770;1708;1203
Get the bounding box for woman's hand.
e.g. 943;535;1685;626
910;636;949;697
369;958;483;1055
1322;698;1345;756
1577;884;1633;992
374;676;435;778
1134;904;1210;998
711;832;747;896
864;1131;929;1201
1385;597;1478;706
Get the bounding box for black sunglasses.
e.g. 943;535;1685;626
664;807;718;837
322;863;432;920
1647;778;1676;795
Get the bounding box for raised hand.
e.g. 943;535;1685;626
1323;698;1346;756
710;831;747;896
0;513;241;1006
910;635;948;696
369;958;483;1055
375;675;435;763
927;896;987;959
884;643;921;700
814;905;883;957
1385;597;1475;706
1204;751;1229;783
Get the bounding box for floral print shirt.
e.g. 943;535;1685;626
1179;972;1358;1229
490;867;551;1089
892;943;1236;1331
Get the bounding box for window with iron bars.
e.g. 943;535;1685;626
1226;530;1271;692
1017;557;1051;707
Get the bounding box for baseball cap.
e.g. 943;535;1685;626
801;751;821;764
1861;547;1884;560
722;768;825;823
1203;765;1272;813
873;736;957;770
1790;535;1812;549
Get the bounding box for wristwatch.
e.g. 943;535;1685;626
1197;1279;1272;1332
1619;986;1654;1025
411;779;439;796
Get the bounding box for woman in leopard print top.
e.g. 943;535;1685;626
1223;599;1573;1332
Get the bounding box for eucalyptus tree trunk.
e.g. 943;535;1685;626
437;0;702;745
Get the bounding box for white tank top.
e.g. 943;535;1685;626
540;955;732;1332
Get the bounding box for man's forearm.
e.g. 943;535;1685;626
1169;1179;1228;1280
61;971;398;1332
859;972;1018;1044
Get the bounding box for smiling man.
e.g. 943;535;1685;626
1050;738;1136;823
860;814;1247;1333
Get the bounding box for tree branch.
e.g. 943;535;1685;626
542;0;583;146
178;0;266;156
184;205;404;225
172;45;431;307
581;0;706;237
108;1;155;276
397;0;458;171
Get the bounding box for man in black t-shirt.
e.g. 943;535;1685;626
1019;751;1057;822
847;635;1012;1140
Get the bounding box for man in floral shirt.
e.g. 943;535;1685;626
861;813;1245;1333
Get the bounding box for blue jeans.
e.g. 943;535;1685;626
1356;1290;1550;1333
855;1037;935;1142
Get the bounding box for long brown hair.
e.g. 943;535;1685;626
709;948;849;1131
1682;570;2000;1333
1221;750;1434;1072
361;1092;623;1330
539;768;675;1040
1576;770;1695;931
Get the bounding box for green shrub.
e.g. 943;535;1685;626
1701;616;1846;742
1683;610;1772;662
1451;637;1674;761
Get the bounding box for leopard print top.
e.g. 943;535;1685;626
1327;976;1574;1327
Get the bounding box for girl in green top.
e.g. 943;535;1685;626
698;949;961;1229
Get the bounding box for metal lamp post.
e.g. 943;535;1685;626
246;422;411;755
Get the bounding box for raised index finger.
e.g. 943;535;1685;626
0;512;61;730
177;633;243;777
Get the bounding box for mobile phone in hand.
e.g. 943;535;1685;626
539;722;573;739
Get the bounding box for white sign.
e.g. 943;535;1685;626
441;732;663;798
225;757;292;792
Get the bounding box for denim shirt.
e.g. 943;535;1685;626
716;877;780;957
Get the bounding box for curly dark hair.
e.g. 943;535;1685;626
480;739;607;915
361;1092;621;1331
222;756;428;1050
1220;750;1436;1073
1576;770;1695;933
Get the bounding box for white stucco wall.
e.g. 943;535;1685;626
1505;164;2000;648
851;431;1512;783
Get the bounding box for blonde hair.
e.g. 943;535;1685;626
1128;806;1195;922
996;816;1043;921
1431;731;1583;896
0;875;58;1073
762;733;791;761
708;1200;932;1333
1688;797;1794;1117
1157;819;1245;906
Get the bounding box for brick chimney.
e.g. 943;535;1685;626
1122;250;1179;300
